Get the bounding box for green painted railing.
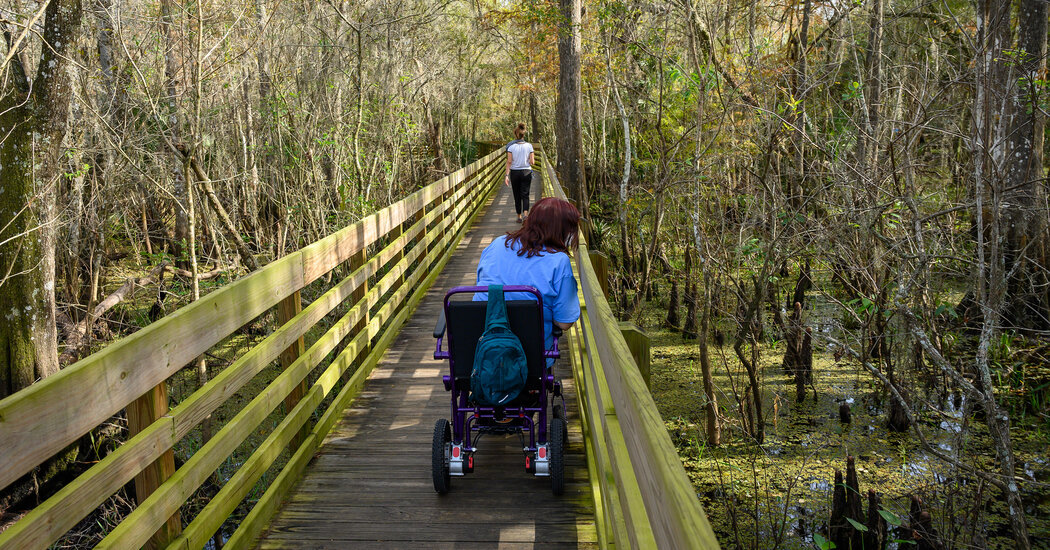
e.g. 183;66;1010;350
0;150;504;550
537;148;721;549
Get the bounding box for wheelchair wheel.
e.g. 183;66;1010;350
553;404;569;441
432;419;451;494
550;417;566;495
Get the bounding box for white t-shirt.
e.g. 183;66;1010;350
507;140;534;170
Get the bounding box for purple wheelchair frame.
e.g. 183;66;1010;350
433;285;561;465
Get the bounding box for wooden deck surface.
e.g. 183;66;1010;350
256;176;597;549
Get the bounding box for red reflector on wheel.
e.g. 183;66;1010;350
452;446;460;458
538;447;546;459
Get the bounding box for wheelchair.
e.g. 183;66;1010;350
431;285;567;495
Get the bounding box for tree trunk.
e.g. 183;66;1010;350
1003;0;1049;329
858;0;883;182
971;1;1033;544
699;272;720;445
529;90;542;144
631;193;666;313
733;335;764;443
555;0;587;214
352;25;365;195
162;0;190;269
0;0;82;398
606;38;632;278
255;0;271;99
788;0;812;210
665;277;680;328
423;99;445;174
0;111;45;397
732;265;771;443
187;157;260;271
684;248;698;336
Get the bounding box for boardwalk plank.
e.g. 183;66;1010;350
262;521;595;541
256;176;596;548
258;543;592;550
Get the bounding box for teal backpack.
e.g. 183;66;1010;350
470;285;529;406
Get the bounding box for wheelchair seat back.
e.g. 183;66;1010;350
445;300;545;393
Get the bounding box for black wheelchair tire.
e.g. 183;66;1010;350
550;417;566;495
552;404;569;442
432;419;452;494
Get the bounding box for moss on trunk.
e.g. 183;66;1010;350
0;101;46;398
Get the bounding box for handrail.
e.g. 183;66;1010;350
536;147;720;549
0;149;505;550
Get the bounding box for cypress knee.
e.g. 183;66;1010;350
839;402;852;424
830;469;849;549
666;277;680;328
887;387;910;432
864;490;887;550
845;456;864;549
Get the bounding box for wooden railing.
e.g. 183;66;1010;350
536;149;721;549
0;150;504;550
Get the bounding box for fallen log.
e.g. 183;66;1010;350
164;264;228;280
188;156;259;271
58;262;169;364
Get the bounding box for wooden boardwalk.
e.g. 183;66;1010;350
256;178;597;549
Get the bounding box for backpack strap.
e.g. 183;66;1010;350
484;285;512;332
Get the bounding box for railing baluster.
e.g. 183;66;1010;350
617;322;651;389
588;250;610;298
389;220;405;291
126;384;182;550
277;290;308;450
349;247;370;370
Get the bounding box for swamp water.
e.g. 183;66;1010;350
647;326;1050;549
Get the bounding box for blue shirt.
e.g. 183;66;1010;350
474;235;580;355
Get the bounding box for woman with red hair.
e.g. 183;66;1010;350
474;198;582;354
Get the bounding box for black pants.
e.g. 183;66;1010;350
509;169;532;215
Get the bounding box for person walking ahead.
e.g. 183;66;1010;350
504;123;535;223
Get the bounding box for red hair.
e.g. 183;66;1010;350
505;198;580;257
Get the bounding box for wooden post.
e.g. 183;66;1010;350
435;186;453;256
618;322;651;389
577;214;591;244
388;216;405;282
417;203;428;255
589;251;610;298
277;290;308;450
127;384;182;549
349;248;370;364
